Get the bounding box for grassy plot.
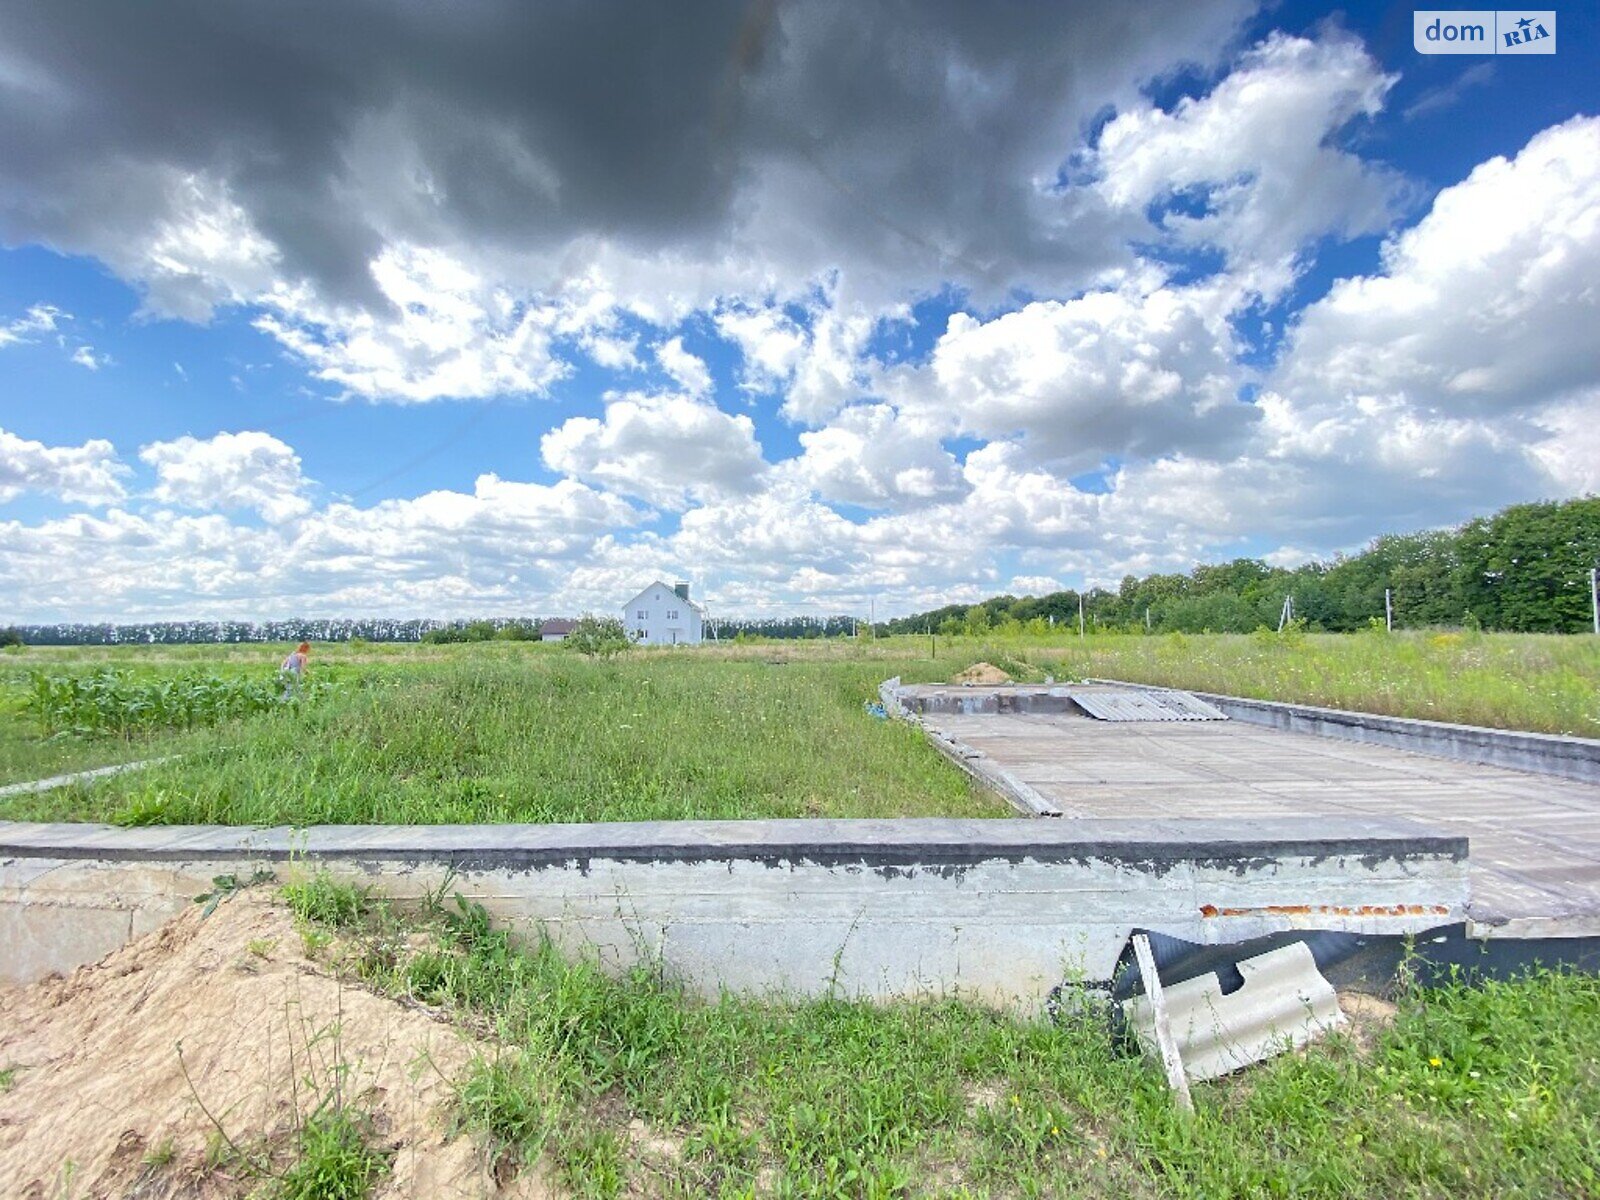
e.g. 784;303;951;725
294;879;1600;1200
1031;629;1600;737
5;628;1597;821
0;648;329;786
0;644;996;825
0;659;198;787
0;702;178;789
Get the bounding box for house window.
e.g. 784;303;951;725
667;609;678;619
636;610;647;619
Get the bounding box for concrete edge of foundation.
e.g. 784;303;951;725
880;675;1064;816
1091;678;1600;784
0;815;1467;868
1;815;1471;999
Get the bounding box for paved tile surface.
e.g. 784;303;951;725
928;712;1600;931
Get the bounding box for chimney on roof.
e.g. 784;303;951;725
673;581;690;601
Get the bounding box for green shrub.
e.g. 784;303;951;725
565;615;631;660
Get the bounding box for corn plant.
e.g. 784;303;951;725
24;668;323;737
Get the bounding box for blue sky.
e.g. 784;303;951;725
1;1;1595;621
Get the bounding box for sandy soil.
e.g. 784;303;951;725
0;895;551;1199
951;662;1013;685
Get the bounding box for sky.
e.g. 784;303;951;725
0;0;1595;623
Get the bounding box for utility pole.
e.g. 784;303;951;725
1146;607;1151;632
1591;567;1598;635
1078;593;1085;639
1385;588;1393;633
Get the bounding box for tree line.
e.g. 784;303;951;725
4;497;1593;645
3;617;532;647
886;497;1600;636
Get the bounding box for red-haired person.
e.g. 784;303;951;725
280;642;311;697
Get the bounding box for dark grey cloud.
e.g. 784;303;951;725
0;0;1256;315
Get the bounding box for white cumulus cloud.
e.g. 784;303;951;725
1090;32;1410;287
139;431;314;523
655;336;712;396
904;283;1254;472
256;245;572;403
1271;116;1600;422
541;391;767;510
789;404;965;509
0;427;129;506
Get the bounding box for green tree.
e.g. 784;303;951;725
495;620;540;641
1191;558;1271;596
565;615;632;660
1463;499;1600;631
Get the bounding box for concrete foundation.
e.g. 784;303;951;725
1095;680;1600;785
888;681;1600;936
0;818;1466;1005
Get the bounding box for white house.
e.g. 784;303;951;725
623;580;705;646
538;619;576;642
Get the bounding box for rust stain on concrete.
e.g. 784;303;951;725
1200;902;1452;919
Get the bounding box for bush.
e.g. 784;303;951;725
422;620;500;644
496;621;542;641
565;615;632;660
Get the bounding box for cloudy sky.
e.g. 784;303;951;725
1;1;1595;622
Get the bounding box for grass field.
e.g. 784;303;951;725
0;642;997;823
1041;629;1600;738
292;876;1600;1199
1;628;1596;824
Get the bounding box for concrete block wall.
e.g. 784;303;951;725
0;818;1468;1007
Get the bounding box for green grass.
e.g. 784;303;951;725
270;1108;391;1200
319;889;1600;1199
0;679;202;788
284;873;373;928
142;1137;177;1168
3;630;1596;823
1040;629;1600;736
0;647;311;785
0;642;995;824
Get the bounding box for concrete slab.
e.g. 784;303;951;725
921;710;1600;934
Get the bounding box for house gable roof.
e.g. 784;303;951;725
622;580;705;615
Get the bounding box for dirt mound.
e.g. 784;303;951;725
0;895;548;1199
952;662;1013;685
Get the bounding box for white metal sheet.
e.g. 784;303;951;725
1071;690;1227;722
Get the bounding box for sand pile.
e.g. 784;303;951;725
0;895;549;1199
952;662;1012;685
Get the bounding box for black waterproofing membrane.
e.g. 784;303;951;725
1109;923;1600;1003
1048;924;1600;1028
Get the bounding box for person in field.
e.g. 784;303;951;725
280;642;311;697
